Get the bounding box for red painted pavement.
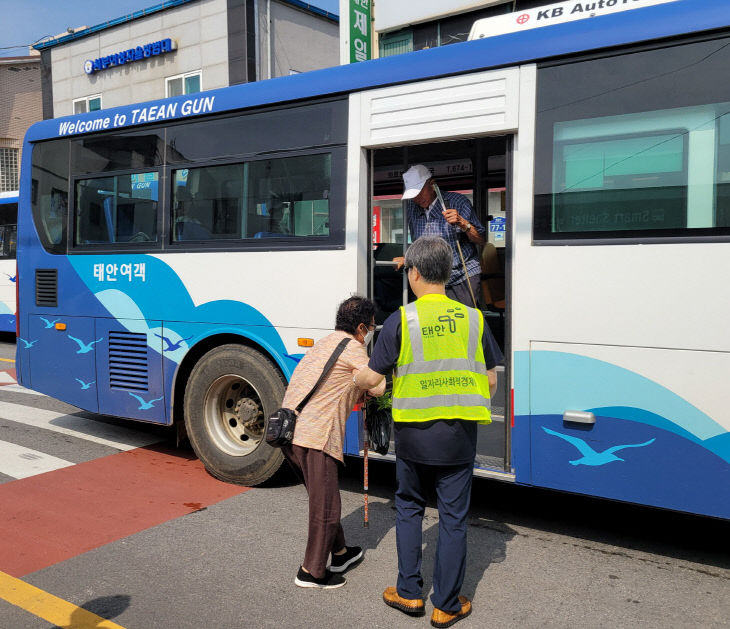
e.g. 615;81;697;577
0;445;249;577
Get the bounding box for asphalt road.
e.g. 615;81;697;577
0;337;727;629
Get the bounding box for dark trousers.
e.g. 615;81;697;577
446;273;480;308
285;444;346;578
395;457;473;613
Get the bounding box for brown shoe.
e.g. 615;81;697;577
382;586;425;617
430;595;472;628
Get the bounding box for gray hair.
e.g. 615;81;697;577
404;236;451;285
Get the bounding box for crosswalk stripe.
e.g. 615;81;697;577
0;440;74;479
0;401;163;451
0;372;15;384
0;384;44;396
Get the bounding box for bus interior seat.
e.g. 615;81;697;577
174;186;212;240
481;242;505;311
77;187;110;244
125;200;157;241
245;213;285;238
254;231;289;239
373;242;413;324
480;242;505;351
250;202;293;238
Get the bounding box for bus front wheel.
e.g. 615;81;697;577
184;344;285;486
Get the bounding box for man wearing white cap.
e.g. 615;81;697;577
395;164;486;306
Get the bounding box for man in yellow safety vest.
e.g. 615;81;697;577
354;235;502;628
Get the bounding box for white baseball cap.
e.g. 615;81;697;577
401;164;432;200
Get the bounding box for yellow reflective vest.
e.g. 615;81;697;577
392;294;491;424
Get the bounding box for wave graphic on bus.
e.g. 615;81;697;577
521;351;730;464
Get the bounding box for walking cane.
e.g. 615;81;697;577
433;182;479;309
362;402;369;528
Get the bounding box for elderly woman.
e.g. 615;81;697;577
283;296;386;589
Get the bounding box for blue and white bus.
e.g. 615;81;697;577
16;0;730;519
0;192;18;334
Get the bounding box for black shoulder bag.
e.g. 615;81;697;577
265;337;351;448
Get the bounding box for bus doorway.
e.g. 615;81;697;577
369;137;511;477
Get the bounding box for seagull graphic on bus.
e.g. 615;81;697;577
18;338;37;349
128;392;163;410
4;273;16;283
67;335;103;354
40;317;60;328
75;378;95;390
542;427;656;466
155;333;193;352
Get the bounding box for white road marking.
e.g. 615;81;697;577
0;440;74;479
0;371;15;384
0;384;45;396
0;401;163;450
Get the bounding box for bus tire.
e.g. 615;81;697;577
184;344;286;486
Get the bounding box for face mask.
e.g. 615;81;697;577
363;328;374;345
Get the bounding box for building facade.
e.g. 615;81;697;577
377;1;553;57
34;0;338;119
339;0;561;63
0;56;42;192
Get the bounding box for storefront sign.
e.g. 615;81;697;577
84;38;177;75
349;0;371;63
469;0;679;40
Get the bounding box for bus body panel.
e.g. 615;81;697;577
0;194;18;333
27;314;99;412
0;263;17;334
523;347;730;520
95;317;166;423
16;0;730;516
20;245;360;425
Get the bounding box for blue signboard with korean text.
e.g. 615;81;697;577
84;38;176;75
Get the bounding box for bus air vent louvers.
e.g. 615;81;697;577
108;330;149;392
35;269;58;307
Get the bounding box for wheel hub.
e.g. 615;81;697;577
235;397;264;435
203;375;265;457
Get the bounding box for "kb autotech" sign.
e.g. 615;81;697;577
469;0;679;40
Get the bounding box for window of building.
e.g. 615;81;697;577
75;172;159;245
379;31;413;57
378;4;512;57
534;36;730;241
166;71;202;98
73;95;102;114
0;148;19;192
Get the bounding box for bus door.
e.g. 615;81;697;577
369;137;511;477
95;319;167;423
